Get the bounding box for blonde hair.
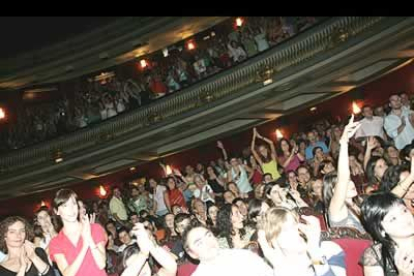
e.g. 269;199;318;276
259;207;298;243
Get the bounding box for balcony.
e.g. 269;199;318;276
1;16;414;200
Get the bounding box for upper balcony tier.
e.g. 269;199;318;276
1;17;414;200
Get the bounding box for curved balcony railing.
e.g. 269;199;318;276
0;17;392;173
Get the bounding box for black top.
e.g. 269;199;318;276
0;248;55;276
207;179;225;194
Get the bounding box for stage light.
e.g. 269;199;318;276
0;108;5;120
275;129;283;139
166;165;172;175
310;106;317;112
352;101;361;114
162;48;169;57
187;41;195;51
140;59;148;68
99;185;107;197
130;167;136;171
41;201;46;207
236;17;244;27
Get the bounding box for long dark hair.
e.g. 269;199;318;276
366;156;386;185
323;172;362;219
361;193;404;273
276;138;291;157
216;204;246;248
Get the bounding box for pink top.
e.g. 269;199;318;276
278;154;302;173
49;223;108;276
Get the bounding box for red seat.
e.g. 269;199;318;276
333;238;371;276
177;262;198;276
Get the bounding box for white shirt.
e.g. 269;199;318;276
153;185;167;213
355;116;384;139
193;185;215;203
193;249;273;276
384;109;414;149
0;251;5;263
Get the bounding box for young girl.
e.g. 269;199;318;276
49;189;107;276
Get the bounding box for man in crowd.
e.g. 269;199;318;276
384;94;414;149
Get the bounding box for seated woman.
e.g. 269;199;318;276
206;204;219;230
120;223;177;276
191;198;208;226
380;164;414;215
216;204;255;249
264;181;308;210
258;207;346;276
323;115;366;233
0;216;54;276
360;192;414;276
162;214;179;247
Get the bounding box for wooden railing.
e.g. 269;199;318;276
0;17;395;173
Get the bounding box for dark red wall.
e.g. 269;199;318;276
2;61;414;219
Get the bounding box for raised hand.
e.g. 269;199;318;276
24;240;36;261
217;141;224;149
81;214;93;247
366;136;378;151
340;114;361;143
132;223;154;256
90;213;96;224
19;247;29;272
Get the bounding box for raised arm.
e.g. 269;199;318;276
257;129;277;160
129;223;177;276
217;140;228;161
392;155;414;197
251;128;263;166
329;115;361;218
363;137;376;171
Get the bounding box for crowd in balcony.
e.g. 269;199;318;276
0;17;319;153
2;91;414;276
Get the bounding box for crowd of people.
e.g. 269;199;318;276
0;17;319;153
1;91;414;275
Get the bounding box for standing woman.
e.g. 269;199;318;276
251;128;281;181
49;189;107;276
0;216;54;276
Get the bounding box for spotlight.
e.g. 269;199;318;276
275;129;283;139
99;185;107;197
352;101;361;114
0;108;5;120
140;59;148;69
187;41;195;51
166;165;172;175
236;17;244;27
